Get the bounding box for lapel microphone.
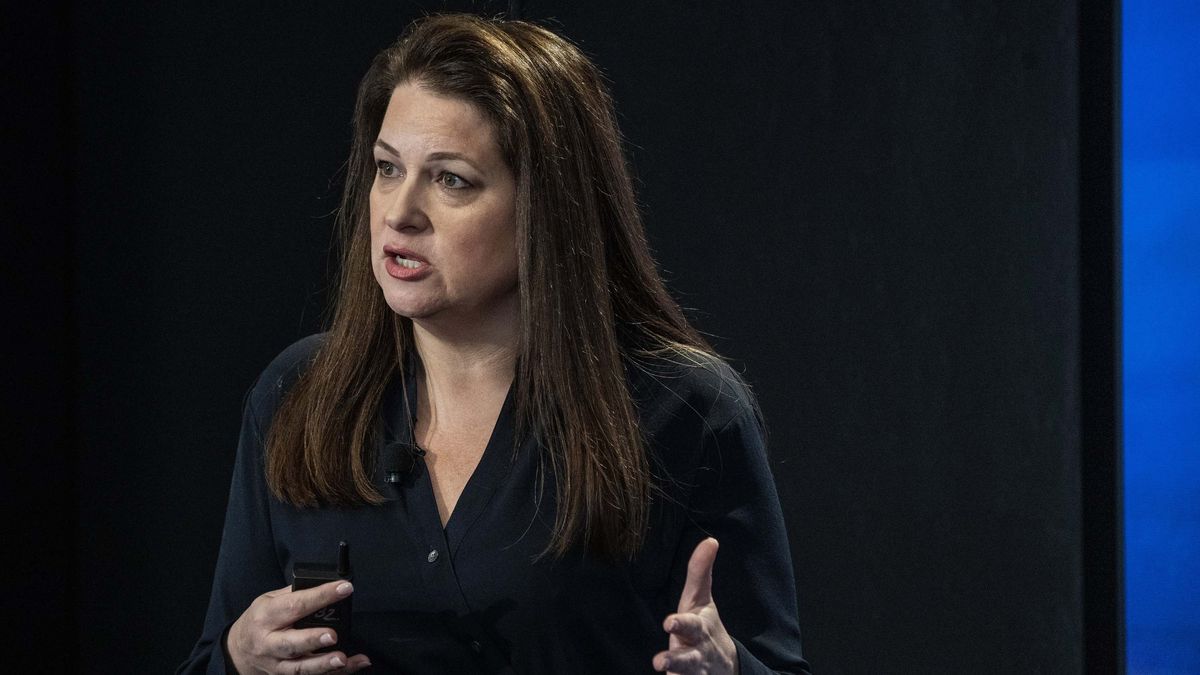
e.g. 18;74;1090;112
384;440;426;483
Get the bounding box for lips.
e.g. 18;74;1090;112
383;245;429;264
382;245;432;281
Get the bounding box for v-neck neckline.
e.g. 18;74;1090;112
382;350;519;556
432;383;515;544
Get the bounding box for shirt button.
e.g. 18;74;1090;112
427;549;439;563
470;640;482;653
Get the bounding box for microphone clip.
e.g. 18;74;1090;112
385;441;426;484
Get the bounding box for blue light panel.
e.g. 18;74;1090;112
1123;1;1200;671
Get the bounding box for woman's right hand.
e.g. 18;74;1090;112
226;580;371;674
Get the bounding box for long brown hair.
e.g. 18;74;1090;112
266;13;719;560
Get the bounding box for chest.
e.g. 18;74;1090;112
418;429;488;526
414;402;504;526
265;377;700;672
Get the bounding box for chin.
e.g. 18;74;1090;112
382;294;440;320
373;271;432;318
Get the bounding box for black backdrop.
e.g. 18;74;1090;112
6;1;1120;673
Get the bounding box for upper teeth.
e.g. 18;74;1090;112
395;256;421;269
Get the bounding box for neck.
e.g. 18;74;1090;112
409;292;519;396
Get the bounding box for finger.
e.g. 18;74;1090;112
264;627;339;660
678;537;718;611
663;613;707;644
267;580;354;627
342;654;373;672
279;650;351;674
652;646;703;673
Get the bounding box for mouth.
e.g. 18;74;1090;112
383;246;429;267
382;246;431;280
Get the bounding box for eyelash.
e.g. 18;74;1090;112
375;160;472;190
438;172;469;189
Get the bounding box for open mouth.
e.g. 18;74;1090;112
384;246;429;267
383;247;431;280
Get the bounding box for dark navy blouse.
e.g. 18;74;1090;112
179;334;810;674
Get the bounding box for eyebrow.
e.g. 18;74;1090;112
374;139;481;171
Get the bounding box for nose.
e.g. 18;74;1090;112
381;177;429;232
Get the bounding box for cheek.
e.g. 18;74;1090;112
484;222;519;277
451;223;517;284
463;199;516;259
457;237;503;271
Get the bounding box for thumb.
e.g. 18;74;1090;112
678;537;719;612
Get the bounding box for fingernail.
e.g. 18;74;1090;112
668;619;678;631
662;657;672;669
320;633;335;646
337;582;354;596
330;655;345;667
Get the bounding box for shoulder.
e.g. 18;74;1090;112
626;349;760;438
245;332;328;422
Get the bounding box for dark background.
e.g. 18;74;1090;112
6;1;1120;672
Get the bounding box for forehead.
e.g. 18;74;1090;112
376;82;499;156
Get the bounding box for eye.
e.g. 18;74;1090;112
376;160;398;178
438;171;471;189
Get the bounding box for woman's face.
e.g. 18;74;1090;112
369;82;518;325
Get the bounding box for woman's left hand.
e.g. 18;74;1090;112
652;537;739;674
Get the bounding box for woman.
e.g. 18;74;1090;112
180;13;810;675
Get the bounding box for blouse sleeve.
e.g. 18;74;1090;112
669;405;813;675
177;387;286;675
